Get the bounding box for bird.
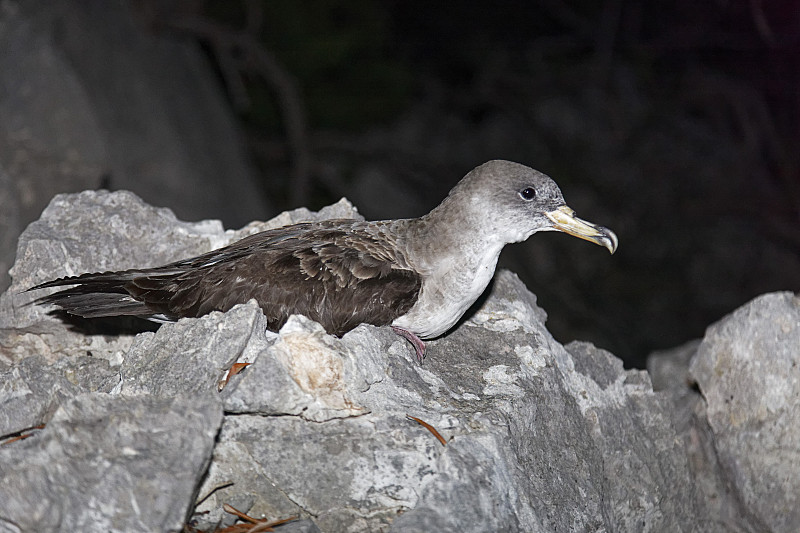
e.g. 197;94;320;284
29;160;617;363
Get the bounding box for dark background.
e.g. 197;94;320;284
6;0;800;367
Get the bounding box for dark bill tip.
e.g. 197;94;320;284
544;206;618;254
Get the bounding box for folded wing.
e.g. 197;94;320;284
31;220;422;336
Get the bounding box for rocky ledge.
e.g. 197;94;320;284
0;191;797;532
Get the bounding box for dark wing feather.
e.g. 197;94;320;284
30;220;422;336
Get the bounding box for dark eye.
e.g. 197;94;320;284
519;187;536;201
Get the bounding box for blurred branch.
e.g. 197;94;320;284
749;0;777;47
140;4;313;207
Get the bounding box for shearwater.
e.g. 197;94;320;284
30;160;618;363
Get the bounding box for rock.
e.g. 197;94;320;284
0;354;118;437
0;189;794;532
0;393;222;533
689;292;800;533
0;190;225;368
120;302;268;399
563;341;698;532
647;339;700;391
192;273;707;532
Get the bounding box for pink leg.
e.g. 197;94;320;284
391;326;426;364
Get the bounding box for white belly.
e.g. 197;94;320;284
392;246;501;338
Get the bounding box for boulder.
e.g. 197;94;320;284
689;292;800;532
0;190;794;532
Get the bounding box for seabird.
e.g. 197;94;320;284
29;160;617;363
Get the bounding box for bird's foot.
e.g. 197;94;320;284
391;326;426;365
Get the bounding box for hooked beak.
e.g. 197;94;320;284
544;206;618;254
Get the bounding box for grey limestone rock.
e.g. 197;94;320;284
197;272;705;532
0;353;118;437
0;393;222;533
120;302;268;399
0;189;796;532
689;292;800;533
0;189;227;368
647;339;701;392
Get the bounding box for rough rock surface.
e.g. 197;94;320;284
0;190;796;532
689;292;800;532
0;393;222;532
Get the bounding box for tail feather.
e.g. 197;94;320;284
28;270;144;292
37;291;150;318
29;270;174;319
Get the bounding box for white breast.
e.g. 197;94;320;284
391;242;503;339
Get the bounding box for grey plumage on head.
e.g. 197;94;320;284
425;160;571;245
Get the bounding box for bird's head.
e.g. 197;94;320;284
444;160;618;253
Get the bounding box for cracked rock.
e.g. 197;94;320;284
0;393;222;532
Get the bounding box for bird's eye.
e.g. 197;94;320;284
519;187;536;201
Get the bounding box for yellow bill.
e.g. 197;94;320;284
545;206;618;254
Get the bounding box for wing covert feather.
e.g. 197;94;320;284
120;221;423;335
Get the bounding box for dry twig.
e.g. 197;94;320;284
406;414;447;446
0;424;45;446
218;362;251;391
